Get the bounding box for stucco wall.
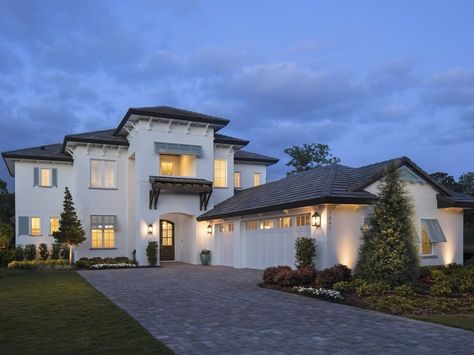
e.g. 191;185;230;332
234;163;267;190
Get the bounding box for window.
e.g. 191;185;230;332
161;220;173;246
253;173;261;187
277;217;293;228
421;224;433;255
214;159;227;188
296;214;310;226
91;215;116;249
50;217;59;235
31;217;41;236
245;221;258;230
218;223;234;232
260;219;274;230
160;161;174;176
40;168;51;187
90;160;116;188
234;172;241;188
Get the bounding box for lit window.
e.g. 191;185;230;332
218;223;234;232
296;214;310;226
260;219;274;230
421;224;433;255
277;217;293;228
50;217;59;235
234;172;241;188
40;168;51;187
245;221;258;230
253;173;261;187
91;215;116;249
160;161;174;176
31;217;41;236
90;160;116;189
214;160;227;188
161;220;173;246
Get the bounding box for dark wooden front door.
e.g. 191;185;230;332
160;220;175;261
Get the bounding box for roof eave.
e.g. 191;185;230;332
197;194;375;221
437;194;474;209
62;136;130;153
2;152;74;177
114;108;230;136
234;157;279;166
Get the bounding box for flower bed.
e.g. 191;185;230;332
90;263;138;270
8;259;71;270
75;257;137;269
292;286;343;301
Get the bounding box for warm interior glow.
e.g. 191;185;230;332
234;171;241;188
161;221;173;246
214;160;227;187
31;217;41;235
40;168;51;187
160;154;195;177
253;172;261;186
421;224;433;255
50;217;59;235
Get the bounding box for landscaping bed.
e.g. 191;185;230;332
261;264;474;330
75;256;137;269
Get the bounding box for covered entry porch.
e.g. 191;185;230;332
157;213;197;264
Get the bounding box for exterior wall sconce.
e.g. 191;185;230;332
312;211;321;228
207;224;213;235
147;224;154;235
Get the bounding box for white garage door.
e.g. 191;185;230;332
243;221;311;270
215;228;234;267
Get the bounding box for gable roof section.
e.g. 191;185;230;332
198;156;474;221
62;129;129;152
234;150;279;166
2;143;73;176
114;106;230;136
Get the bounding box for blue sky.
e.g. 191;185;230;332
1;0;473;187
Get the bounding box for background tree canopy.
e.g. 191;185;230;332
0;179;14;249
284;143;340;175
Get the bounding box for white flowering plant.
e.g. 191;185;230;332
292;286;343;301
90;263;137;270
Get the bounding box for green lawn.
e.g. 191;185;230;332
413;314;474;332
0;269;173;354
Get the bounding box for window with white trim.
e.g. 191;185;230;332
40;168;52;187
218;223;234;232
253;173;261;187
91;215;116;249
214;159;227;188
245;221;258;230
90;160;116;188
277;217;293;228
260;219;274;230
50;217;59;235
296;214;310;226
31;217;41;236
234;171;241;188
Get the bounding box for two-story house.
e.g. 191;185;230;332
3;106;473;269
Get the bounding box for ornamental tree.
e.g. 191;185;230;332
53;187;86;265
355;164;419;286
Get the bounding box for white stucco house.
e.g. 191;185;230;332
2;106;473;269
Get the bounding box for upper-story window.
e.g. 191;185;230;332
90;160;116;189
253;173;261;187
159;154;195;177
214;159;227;188
234;172;241;188
33;167;58;188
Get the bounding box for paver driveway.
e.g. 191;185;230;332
80;263;474;354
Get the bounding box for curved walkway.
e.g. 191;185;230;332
80;264;473;354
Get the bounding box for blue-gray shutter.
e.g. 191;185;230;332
52;168;58;187
19;216;29;235
33;167;39;187
421;219;447;243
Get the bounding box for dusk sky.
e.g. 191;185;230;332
1;0;473;187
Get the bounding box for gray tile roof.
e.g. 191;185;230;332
198;156;474;220
114;106;230;135
214;133;249;146
2;143;72;162
234;150;279;165
63;129;129;149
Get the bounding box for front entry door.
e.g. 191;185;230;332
160;220;175;261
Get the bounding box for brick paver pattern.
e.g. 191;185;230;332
80;263;474;354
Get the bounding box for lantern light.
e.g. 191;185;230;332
207;224;213;235
312;211;321;228
147;224;154;235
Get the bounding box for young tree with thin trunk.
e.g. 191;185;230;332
355;164;420;286
53;187;86;265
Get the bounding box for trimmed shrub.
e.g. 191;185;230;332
430;281;453;297
394;284;416;297
14;245;25;261
8;259;69;270
38;243;49;260
315;264;352;289
355;280;390;297
295;237;316;269
459;279;474;293
263;266;292;285
24;244;37;261
51;243;62;259
332;281;355;293
146;241;158;266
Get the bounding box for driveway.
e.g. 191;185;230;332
80;263;473;354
